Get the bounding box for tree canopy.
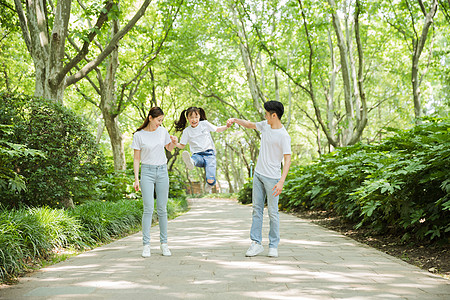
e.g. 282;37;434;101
0;0;449;192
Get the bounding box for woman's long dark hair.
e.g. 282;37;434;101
174;107;207;132
134;107;165;133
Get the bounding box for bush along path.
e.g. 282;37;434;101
0;197;188;283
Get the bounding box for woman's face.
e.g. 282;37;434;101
149;114;164;129
187;112;200;128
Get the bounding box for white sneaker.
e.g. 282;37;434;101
268;248;278;257
142;245;151;257
182;151;194;170
245;241;264;257
160;243;172;256
204;182;212;193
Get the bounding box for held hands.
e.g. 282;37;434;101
227;118;236;127
170;135;178;144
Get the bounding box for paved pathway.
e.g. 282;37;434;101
1;198;449;299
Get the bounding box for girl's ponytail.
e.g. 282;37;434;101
198;107;207;121
175;109;188;132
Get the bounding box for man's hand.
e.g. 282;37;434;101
272;181;284;197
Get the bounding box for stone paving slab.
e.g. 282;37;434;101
1;198;449;300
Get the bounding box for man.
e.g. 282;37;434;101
228;101;292;257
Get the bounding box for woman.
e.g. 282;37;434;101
131;107;177;257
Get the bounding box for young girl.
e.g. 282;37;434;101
131;107;177;257
174;107;231;193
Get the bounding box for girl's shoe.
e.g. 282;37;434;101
204;182;212;193
182;151;194;170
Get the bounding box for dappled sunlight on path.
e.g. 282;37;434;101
1;198;449;299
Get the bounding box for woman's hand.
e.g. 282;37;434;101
134;180;140;192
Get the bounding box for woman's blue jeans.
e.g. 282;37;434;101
140;164;169;245
250;172;280;249
191;149;216;186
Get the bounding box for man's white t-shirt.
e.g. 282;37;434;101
131;126;171;165
180;120;217;153
255;120;291;179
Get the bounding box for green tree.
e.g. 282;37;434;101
0;94;106;208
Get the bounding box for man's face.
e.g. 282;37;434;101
264;111;277;125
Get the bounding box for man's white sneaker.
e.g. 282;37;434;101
268;248;278;257
245;241;264;257
182;151;194;170
204;182;212;193
160;243;172;256
142;245;151;257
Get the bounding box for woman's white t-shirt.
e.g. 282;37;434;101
254;121;291;179
180;120;217;153
131;126;171;165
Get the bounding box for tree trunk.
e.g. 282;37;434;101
328;0;355;146
14;0;151;105
223;145;234;193
14;0;71;104
411;0;438;122
326;27;338;149
101;19;126;171
230;3;265;117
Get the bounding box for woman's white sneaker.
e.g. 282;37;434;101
142;245;151;257
160;243;172;256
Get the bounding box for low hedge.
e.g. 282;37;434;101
0;197;187;283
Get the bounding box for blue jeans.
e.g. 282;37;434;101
191;149;216;185
250;172;280;248
140;164;169;245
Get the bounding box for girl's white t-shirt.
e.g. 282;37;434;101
180;120;217;153
131;126;171;165
254;120;291;179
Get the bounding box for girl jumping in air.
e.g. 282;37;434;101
173;107;231;193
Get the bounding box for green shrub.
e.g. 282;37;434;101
0;197;189;282
0;206;84;281
69;200;143;244
238;178;253;205
0;124;45;193
281;118;450;242
0;93;106;208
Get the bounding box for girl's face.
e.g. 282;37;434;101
187;112;200;128
148;114;164;130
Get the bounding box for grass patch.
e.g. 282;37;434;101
0;197;188;283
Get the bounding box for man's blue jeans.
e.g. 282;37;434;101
140;164;169;245
250;172;280;249
191;149;216;186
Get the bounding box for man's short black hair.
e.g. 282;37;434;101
264;101;284;120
